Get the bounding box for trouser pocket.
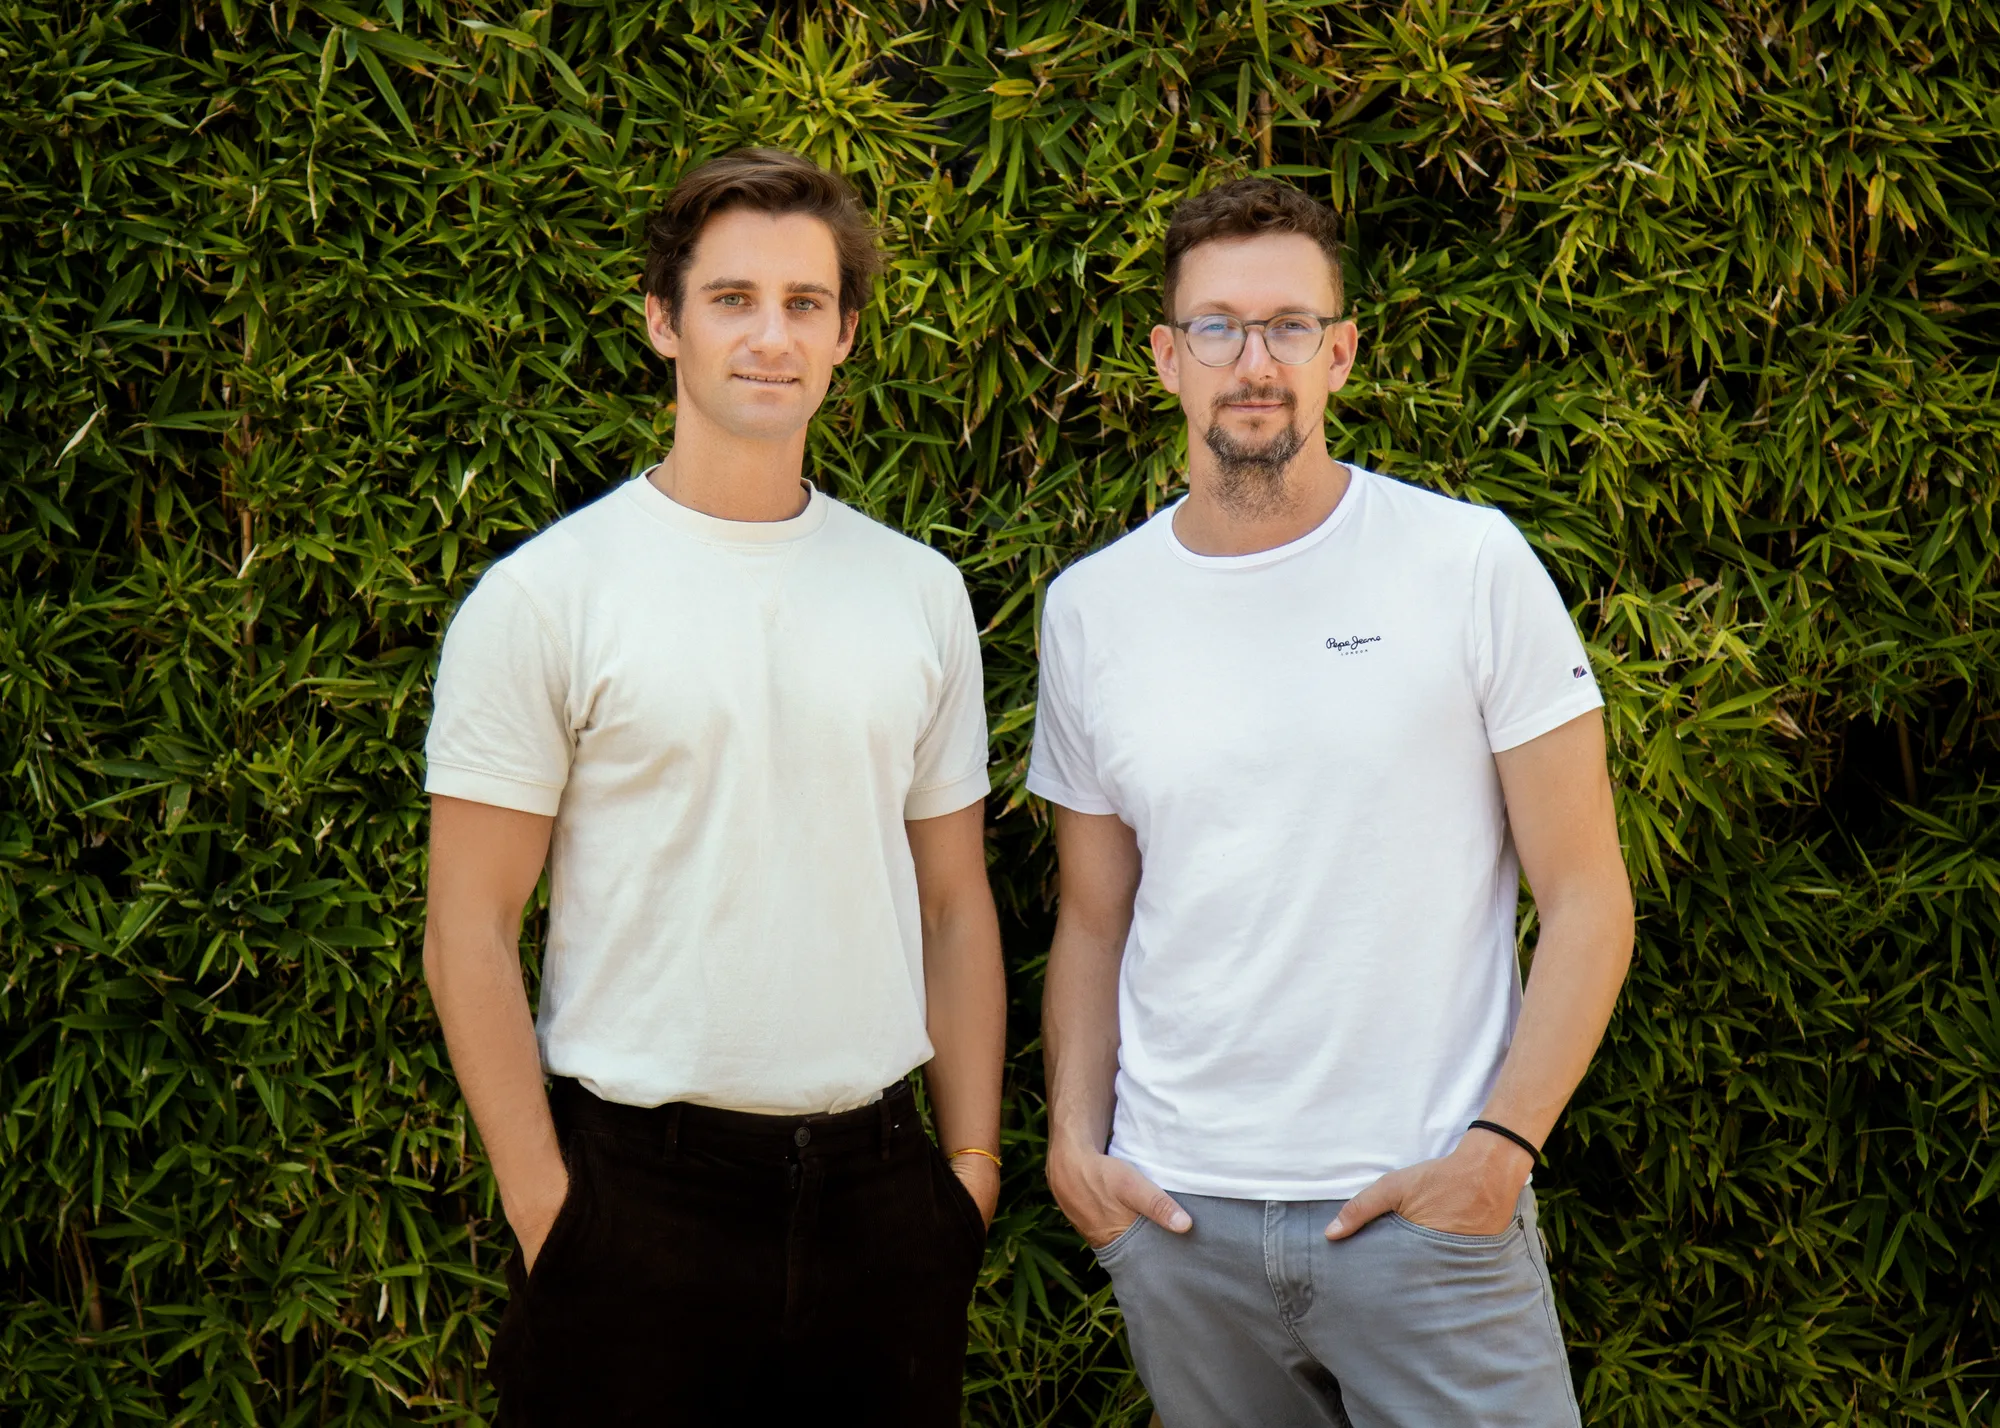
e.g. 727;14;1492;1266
928;1140;990;1255
487;1129;598;1411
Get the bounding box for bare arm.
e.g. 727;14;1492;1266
1329;709;1635;1238
422;795;568;1267
1043;806;1192;1246
909;802;1007;1224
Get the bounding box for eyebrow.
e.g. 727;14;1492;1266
1183;301;1322;316
700;277;837;296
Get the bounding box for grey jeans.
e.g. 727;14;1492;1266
1095;1187;1581;1427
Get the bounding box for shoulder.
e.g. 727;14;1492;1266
1352;468;1537;592
818;496;969;597
1044;506;1175;622
1356;468;1512;548
474;480;636;604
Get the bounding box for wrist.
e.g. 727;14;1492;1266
501;1162;568;1229
1458;1127;1535;1184
946;1146;1002;1174
1048;1134;1108;1175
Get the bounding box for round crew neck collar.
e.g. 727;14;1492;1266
623;467;830;545
1164;465;1369;570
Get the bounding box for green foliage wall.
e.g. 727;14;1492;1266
4;0;1999;1423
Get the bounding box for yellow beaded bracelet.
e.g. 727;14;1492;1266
948;1147;1002;1169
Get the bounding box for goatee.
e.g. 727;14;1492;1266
1203;384;1304;518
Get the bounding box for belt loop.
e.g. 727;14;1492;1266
665;1102;682;1162
879;1089;894;1161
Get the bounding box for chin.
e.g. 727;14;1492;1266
716;404;813;442
1216;417;1286;443
685;378;821;439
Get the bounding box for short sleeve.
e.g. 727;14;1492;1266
904;574;991;821
1025;583;1116;815
1473;516;1604;753
424;567;574;815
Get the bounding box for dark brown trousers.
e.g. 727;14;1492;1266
489;1078;986;1427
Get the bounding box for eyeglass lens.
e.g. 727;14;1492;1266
1183;315;1326;366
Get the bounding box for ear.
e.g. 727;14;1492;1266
831;308;859;367
645;292;679;360
1322;318;1360;397
1149;323;1181;395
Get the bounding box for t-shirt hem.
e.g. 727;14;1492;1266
1120;1151;1383;1202
425;762;564;816
547;1042;933;1116
1024;769;1116;815
1122;1152;1536;1203
904;766;990;821
1487;687;1606;753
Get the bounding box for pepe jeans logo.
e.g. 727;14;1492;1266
1325;634;1383;655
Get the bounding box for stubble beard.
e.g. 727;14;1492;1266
1202;384;1305;519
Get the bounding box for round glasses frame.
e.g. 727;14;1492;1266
1170;312;1342;367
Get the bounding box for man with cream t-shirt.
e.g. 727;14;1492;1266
422;149;1004;1427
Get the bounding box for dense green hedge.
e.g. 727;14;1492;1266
4;0;1999;1423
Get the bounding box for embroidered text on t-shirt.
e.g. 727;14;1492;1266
1325;635;1383;655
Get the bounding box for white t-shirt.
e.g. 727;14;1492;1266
1027;466;1603;1199
425;473;990;1115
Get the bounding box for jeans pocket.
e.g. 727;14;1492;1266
1090;1215;1150;1263
1387;1211;1521;1249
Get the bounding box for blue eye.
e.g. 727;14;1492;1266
1187;316;1238;338
1270;316;1316;336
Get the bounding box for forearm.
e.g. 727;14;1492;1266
922;898;1006;1158
1479;888;1634;1145
1042;917;1123;1159
424;924;565;1226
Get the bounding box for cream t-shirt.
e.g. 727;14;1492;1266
425;473;990;1114
1027;466;1603;1198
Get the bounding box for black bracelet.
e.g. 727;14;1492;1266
1467;1119;1542;1165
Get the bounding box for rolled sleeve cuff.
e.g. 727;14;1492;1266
1024;768;1117;816
425;762;565;816
904;765;991;821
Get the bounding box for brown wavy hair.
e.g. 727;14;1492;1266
1162;178;1345;320
643;147;883;327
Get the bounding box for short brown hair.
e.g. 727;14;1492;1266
1162;178;1345;319
643;147;883;326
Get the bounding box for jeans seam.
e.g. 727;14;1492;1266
1262;1202;1318;1360
1524;1202;1583;1424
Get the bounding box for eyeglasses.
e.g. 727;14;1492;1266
1170;312;1341;367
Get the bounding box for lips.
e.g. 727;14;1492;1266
1214;384;1296;415
733;372;800;385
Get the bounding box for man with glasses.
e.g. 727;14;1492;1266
1033;178;1634;1424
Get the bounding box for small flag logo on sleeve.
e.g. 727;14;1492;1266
1572;665;1588;678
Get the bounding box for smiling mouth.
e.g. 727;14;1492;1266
733;373;800;385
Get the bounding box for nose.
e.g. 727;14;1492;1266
746;302;790;354
1234;324;1280;378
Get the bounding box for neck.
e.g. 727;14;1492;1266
649;402;811;522
1172;426;1349;557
